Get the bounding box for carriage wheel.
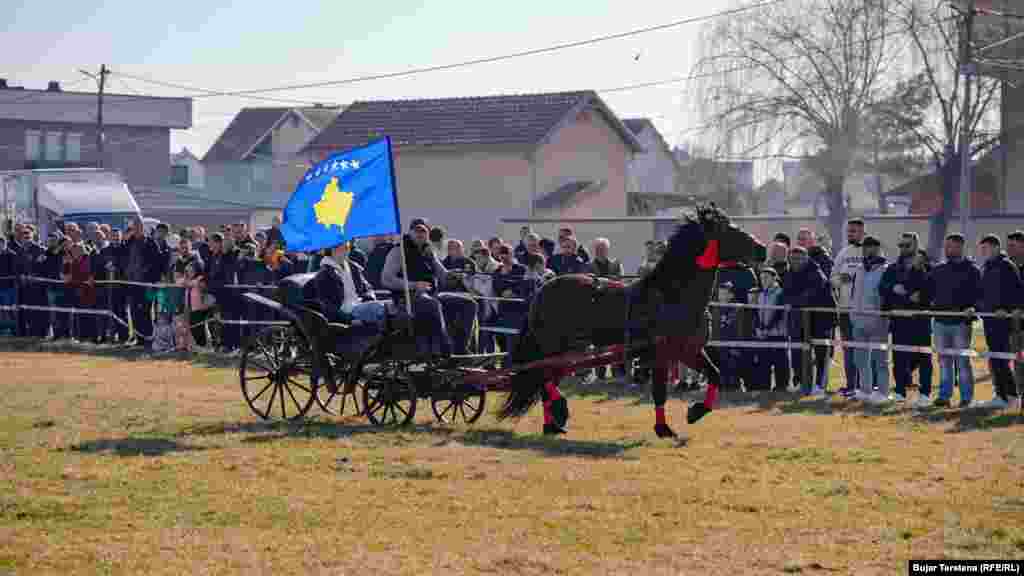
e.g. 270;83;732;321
239;325;317;421
431;373;486;425
361;360;418;427
314;356;365;417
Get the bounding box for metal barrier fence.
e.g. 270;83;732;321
1;275;1021;378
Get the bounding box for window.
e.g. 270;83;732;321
65;133;82;162
25;130;41;161
170;165;189;185
45;132;62;162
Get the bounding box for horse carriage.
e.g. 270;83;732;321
237;272;505;427
236;204;767;437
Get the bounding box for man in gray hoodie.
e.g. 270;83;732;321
850;235;890;404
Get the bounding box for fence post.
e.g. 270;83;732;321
1014;311;1023;411
802;309;813;392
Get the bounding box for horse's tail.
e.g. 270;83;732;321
496;285;549;420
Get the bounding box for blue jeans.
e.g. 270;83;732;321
839;315;859;391
934;321;973;404
0;287;15;334
350;300;387;327
853;324;889;396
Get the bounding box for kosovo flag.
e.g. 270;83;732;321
281;137;401;253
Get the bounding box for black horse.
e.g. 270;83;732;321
497;204;766;438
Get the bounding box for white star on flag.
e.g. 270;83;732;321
350;160;360;169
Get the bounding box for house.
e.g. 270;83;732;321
171;147;204;189
132;186;280;231
884;155;1002;216
0;78;191;189
623;118;681;195
300;90;644;241
676;156;753;214
202;105;343;208
622;118;686;216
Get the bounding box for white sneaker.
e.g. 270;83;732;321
811;387;827;398
911;395;932;409
977;397;1010;410
853;390;870;401
866;392;890;405
890;393;907;403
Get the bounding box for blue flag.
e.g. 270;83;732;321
281;137;401;253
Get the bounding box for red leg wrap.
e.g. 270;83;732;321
544;381;562;402
704;383;719;408
655;405;666;427
543;400;554;425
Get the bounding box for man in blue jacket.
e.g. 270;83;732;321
929;233;981;408
975;234;1022;410
783;246;836;396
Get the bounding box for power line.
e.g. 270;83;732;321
112;1;785;100
107;73;340;107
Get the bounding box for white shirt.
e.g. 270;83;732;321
322;256;359;314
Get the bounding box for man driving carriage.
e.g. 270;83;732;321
380;218;478;358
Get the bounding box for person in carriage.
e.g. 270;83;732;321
380;217;478;359
313;238;387;329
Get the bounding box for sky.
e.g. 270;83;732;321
3;0;730;159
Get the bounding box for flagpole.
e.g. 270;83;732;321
385;136;414;319
398;234;413;318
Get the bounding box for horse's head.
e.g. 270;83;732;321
650;204;766;298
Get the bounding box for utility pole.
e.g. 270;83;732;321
96;64;109;169
958;1;975;253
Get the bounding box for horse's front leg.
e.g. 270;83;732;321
652;337;677;438
686;347;719;424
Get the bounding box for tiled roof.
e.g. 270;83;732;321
298;106;344;131
622;118;648;135
202;107;290;164
303;90;643;152
133;186;280;212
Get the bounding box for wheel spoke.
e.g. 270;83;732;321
247;360;274;375
263;382;278;419
279;381;288;419
287;377;312;395
249;380;274;403
244;373;272;383
393;400;409;419
440;401;456;421
284;381;304;414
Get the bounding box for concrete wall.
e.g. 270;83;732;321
535;107;629;217
502;214;1024;275
0;121;171;188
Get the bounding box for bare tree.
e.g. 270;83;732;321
691;0;899;253
886;0;1002;256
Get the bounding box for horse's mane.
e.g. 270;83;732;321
638;203;728;297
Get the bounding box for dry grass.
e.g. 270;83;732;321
1;340;1022;576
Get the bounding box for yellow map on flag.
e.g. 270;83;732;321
313;177;354;231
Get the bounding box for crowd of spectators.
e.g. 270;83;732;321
1;215;1022;410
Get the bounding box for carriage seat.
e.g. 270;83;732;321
275;273;402;356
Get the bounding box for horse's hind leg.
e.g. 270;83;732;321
542;368;569;435
652;337;678;438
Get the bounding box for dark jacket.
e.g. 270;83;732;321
549;253;588;276
92;243;120;282
879;255;932;321
979;253;1022;313
808;246;833;279
365;242;394;289
782;260;836;338
313;260;375;323
0;246;15;289
206;249;238;295
10;240;43;279
718;263;759;304
348;246;368;268
929;258;982;323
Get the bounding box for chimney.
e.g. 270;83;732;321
46;81;61;92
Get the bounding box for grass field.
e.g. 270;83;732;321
1;339;1022;575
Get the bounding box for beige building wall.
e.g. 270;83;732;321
535;108;629;218
271;114;319;200
392;147;533;242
